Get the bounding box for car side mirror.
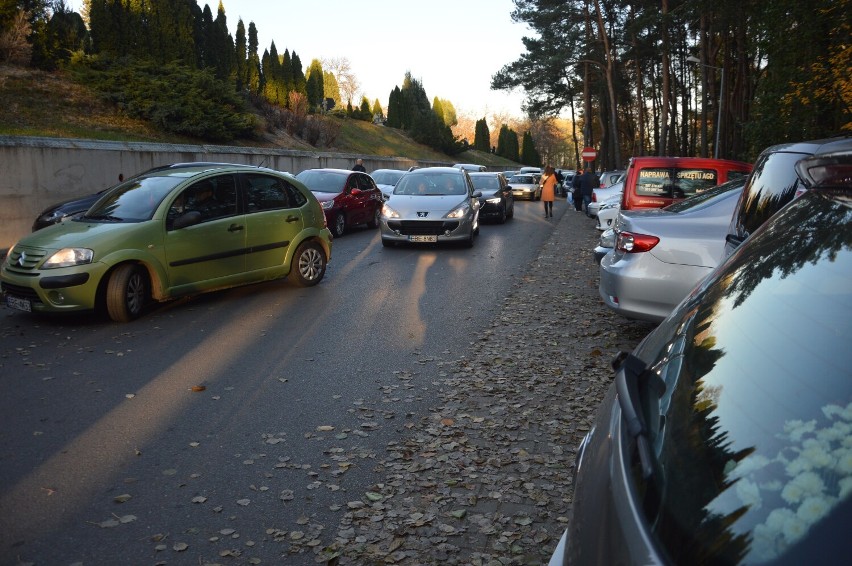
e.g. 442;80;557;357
173;210;202;230
472;190;482;198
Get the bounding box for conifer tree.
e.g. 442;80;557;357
305;58;324;110
247;22;260;95
290;51;306;97
473;118;490;152
233;18;246;92
371;99;383;121
212;3;233;81
520;131;540;166
323;71;341;108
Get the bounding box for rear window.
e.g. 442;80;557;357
636;168;718;198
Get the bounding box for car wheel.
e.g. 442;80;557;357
106;264;148;322
463;228;475;248
291;240;326;287
497;204;507;224
366;207;381;229
332;213;345;237
507;202;514;219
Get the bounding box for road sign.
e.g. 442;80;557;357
582;147;597;161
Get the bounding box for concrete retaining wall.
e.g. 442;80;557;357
0;136;451;252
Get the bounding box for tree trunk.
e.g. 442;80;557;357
659;0;671;156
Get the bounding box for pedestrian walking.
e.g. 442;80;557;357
352;158;366;172
540;165;558;218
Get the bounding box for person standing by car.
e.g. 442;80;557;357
540;165;558;217
352;158;366;172
578;168;599;214
572;169;585;211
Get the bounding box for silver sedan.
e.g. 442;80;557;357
599;179;744;322
507;173;541;200
380;167;481;247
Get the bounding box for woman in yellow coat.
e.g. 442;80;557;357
540;165;558;218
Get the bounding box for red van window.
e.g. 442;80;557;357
636;168;718;199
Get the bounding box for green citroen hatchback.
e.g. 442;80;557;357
1;163;332;322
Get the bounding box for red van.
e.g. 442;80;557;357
620;157;752;211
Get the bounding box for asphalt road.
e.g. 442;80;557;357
0;197;568;565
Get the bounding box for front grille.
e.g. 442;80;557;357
1;282;42;303
5;246;47;271
388;220;460;236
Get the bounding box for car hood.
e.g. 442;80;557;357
386;195;469;216
476;189;500;199
310;191;340;204
15;218;155;255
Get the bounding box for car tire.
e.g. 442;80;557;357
291;240;327;287
507;203;514;219
464;229;475;248
331;213;345;238
366;207;381;229
498;205;507;224
106;264;148;322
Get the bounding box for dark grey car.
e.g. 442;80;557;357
469;172;514;223
550;147;852;565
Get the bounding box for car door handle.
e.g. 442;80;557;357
228;223;244;232
285;215;300;223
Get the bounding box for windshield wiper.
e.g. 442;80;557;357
612;352;665;480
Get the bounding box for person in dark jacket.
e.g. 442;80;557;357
576;169;599;214
352;159;366;172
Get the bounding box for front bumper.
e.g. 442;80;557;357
2;260;108;314
380;215;476;243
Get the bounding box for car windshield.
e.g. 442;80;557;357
372;170;404;185
394;171;468;196
295;170;347;193
663;179;744;212
510;175;536;184
81;176;182;222
470;175;500;191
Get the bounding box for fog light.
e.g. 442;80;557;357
48;290;65;305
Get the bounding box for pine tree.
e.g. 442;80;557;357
247;22;260;95
474;118;490;152
305;58;324;110
233;18;246;92
520;131;540;166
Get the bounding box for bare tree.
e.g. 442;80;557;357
322;56;360;107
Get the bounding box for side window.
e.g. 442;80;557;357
182;175;237;222
357;174;375;192
285;183;308;208
245;173;290;211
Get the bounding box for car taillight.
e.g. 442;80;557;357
615;231;659;253
591;193;598;202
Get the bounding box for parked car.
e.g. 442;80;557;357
598;179;745;322
620;156;751;212
31;162;239;231
380;167;481;247
1;163;332;322
598;169;625;189
370;168;407;200
550;147;852;566
469;171;514;223
452;163;487;172
295;168;384;237
593;227;615;264
594;194;622;230
588;180;623;218
508;173;541;201
724;134;852;258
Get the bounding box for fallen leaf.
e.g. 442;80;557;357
190;385;206;392
113;494;132;503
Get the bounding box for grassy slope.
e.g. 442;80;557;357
0;64;517;167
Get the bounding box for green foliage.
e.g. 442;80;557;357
520;131;540;166
79;56;256;142
305;58;324;110
474;118;490;152
497;124;520;161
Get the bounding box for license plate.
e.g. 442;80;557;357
409;235;437;243
5;295;32;312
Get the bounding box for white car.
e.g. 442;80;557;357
595;197;621;230
587;181;623;217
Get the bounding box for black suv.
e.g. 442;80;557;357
724;135;852;257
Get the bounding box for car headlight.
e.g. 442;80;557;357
42;248;94;268
321;201;334;210
382;203;400;218
446;202;470;219
486;197;502;204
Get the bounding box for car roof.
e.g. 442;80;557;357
756;134;852;158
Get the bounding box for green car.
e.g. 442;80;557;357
1;163;332;322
